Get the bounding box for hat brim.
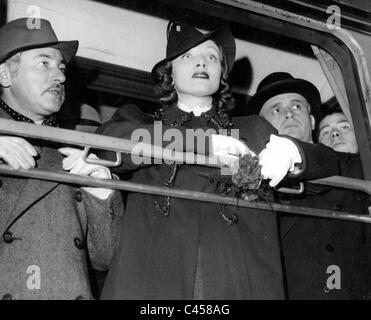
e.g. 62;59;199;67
246;78;321;119
151;27;235;79
0;40;78;64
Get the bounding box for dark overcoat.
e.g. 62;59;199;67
0;110;123;300
97;104;343;300
279;154;371;299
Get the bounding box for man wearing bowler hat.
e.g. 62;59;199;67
0;18;123;299
247;72;371;299
247;72;321;143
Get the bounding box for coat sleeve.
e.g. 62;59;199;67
286;138;360;180
233;116;359;182
79;187;124;271
231;115;278;154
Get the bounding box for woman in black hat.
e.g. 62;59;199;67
97;21;336;300
151;21;236;121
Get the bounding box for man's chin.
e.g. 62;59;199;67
281;128;303;139
42;102;63;115
333;144;352;153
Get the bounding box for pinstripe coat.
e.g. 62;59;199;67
0;110;123;300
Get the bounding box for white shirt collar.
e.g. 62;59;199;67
177;101;212;117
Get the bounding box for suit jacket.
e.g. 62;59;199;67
0;110;123;300
97;104;344;300
279;154;371;299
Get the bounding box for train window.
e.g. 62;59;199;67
4;0;371;212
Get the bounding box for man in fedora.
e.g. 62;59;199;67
247;72;371;299
0;18;123;299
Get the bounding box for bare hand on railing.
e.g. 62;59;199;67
0;136;38;169
58;147;114;200
259;135;302;187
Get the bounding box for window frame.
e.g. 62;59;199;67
91;0;371;179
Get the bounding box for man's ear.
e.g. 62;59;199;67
0;63;11;87
310;114;316;130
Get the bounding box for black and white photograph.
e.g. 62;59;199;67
0;0;371;307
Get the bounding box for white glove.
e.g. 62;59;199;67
259;135;302;187
210;134;254;175
58;147;113;200
0;136;38;169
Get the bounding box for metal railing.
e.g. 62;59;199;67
1;118;370;223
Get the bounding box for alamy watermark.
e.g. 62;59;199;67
326;5;341;30
26;5;41;30
324;264;341;293
26;265;41;290
130;122;241;175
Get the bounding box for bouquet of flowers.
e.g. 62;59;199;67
230;152;263;200
207;151;268;201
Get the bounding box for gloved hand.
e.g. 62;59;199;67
0;136;38;169
259;134;302;187
210;134;254;175
58;147;113;200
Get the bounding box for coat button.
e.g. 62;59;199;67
74;190;82;202
334;204;343;211
3;231;15;244
74;237;85;250
325;244;335;252
2;293;15;300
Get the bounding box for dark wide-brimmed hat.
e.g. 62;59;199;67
151;21;236;79
0;18;78;64
247;72;321;120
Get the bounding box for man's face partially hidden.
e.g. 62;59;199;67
318;112;358;154
259;93;315;142
2;47;66;121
